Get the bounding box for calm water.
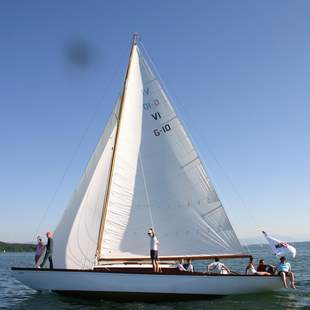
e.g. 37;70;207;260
1;243;309;309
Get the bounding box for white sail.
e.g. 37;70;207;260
99;45;242;259
100;45;144;257
53;100;119;269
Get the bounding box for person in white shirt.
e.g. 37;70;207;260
183;258;194;272
148;228;160;272
207;257;230;274
245;256;270;276
176;259;186;271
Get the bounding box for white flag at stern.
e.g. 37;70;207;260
262;231;296;258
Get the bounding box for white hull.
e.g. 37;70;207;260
12;268;283;299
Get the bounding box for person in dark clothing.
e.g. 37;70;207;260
34;236;44;267
40;232;54;269
257;259;275;274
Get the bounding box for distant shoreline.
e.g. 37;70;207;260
0;241;35;253
1;239;309;253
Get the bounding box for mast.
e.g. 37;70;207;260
96;33;139;259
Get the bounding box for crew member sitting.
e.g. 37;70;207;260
176;259;186;271
276;256;296;289
245;256;270;276
183;258;194;272
207;257;230;274
257;259;275;274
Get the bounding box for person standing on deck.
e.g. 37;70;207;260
40;232;54;269
148;228;160;272
34;236;44;267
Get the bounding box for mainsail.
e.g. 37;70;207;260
54;39;243;269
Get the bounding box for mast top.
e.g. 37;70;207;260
133;32;140;45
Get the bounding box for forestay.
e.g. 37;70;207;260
99;45;242;259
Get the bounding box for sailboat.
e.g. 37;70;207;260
12;35;282;299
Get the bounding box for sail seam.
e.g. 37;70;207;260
181;156;199;169
143;78;157;86
159;115;177;126
201;205;222;218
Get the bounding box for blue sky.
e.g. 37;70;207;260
0;1;309;243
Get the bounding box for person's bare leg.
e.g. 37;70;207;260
152;259;156;272
156;260;161;273
155;260;158;272
280;272;288;288
289;272;296;289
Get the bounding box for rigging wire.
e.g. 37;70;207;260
139;153;155;230
33;44;129;239
139;149;163;271
139;40;256;255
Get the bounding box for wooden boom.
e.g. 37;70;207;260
98;253;251;262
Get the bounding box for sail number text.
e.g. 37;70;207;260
143;89;172;137
153;124;171;137
144;99;160;110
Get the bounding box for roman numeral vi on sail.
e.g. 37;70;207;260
151;112;161;120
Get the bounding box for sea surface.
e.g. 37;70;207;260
0;242;309;309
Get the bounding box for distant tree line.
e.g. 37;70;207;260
0;241;35;252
